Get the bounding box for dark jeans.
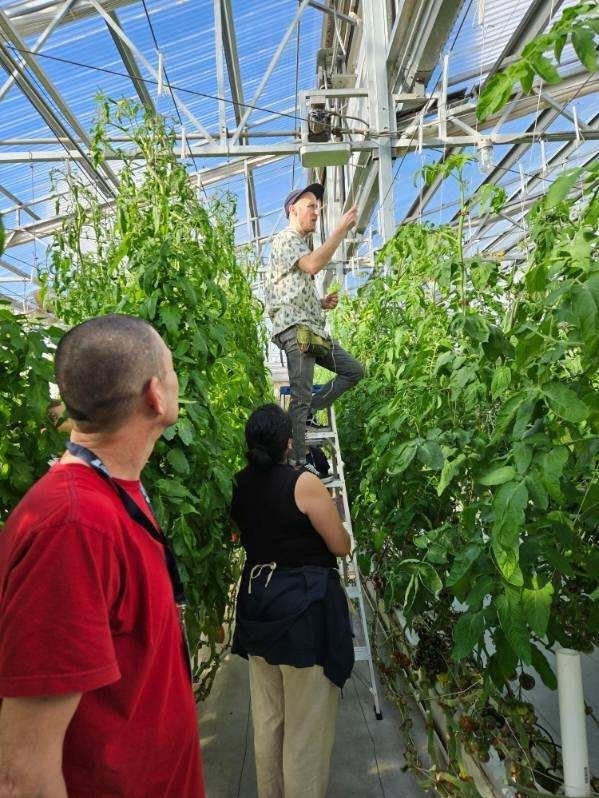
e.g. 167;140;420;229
277;326;364;463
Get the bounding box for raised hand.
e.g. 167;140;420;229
338;205;358;233
321;292;339;310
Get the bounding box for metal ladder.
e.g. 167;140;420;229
278;384;383;719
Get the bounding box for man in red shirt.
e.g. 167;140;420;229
0;314;205;797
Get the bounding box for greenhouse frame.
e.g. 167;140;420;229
0;0;597;796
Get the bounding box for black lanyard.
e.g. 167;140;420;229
65;442;186;605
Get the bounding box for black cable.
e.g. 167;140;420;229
138;0;205;191
235;695;251;798
4;44;306;126
0;30;118;195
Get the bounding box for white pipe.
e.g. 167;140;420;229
157;52;164;96
556;648;590;797
573;105;581;145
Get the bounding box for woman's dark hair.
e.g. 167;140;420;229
245;403;292;470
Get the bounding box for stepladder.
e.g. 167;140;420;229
278;383;383;720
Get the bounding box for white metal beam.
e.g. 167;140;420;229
220;0;260;242
0;0;76;103
4;153;291;248
106;9;156;113
230;0;312;146
4;0;138;38
86;0;214;141
0;11;119;197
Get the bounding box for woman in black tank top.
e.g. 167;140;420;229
230;404;353;798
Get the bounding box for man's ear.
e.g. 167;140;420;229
144;375;165;416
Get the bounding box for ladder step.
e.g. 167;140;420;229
306;429;336;442
325;478;343;489
353;645;371;661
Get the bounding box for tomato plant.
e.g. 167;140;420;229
0;305;66;520
334;159;598;792
477;1;598;121
40;98;271;694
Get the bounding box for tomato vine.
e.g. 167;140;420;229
334;159;598;792
40;98;271;694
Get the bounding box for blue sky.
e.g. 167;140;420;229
0;0;597;302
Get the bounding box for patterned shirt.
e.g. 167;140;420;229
266;228;328;341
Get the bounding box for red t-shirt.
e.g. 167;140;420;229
0;462;205;798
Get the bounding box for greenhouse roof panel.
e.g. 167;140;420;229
0;0;597;306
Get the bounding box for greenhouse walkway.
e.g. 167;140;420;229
198;652;429;798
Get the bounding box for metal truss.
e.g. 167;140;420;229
0;0;597;286
0;7;119;197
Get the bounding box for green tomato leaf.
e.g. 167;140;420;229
520;63;535;94
488;630;518;687
491;481;527;586
447;544;482;586
388;439;420;475
177;417;195;446
465;575;494;609
491;365;511;400
531;53;561;84
538;446;569;501
522;581;554;637
437;453;466;496
166;447;190;475
160;305;182;337
155;479;191;499
530;645;557;689
513;442;533;475
495;589;532;664
476;72;514;121
417;440;445;470
572;26;598;72
452;610;485;661
478;465;516;486
553;32;567;62
542;383;588;423
546;168;581;209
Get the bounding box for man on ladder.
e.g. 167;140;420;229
266;183;364;476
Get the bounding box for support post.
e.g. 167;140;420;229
213;0;228;145
556;648;591;797
361;0;395;246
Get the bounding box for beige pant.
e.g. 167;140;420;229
248;656;340;798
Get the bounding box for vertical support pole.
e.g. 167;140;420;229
213;0;228;145
438;53;449;141
243;159;253;242
361;0;395;248
157;52;164;96
572;105;581;145
556;649;590;797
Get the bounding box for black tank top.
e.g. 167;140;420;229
231;463;337;568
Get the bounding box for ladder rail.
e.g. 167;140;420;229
281;384;383;719
328;404;383;719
